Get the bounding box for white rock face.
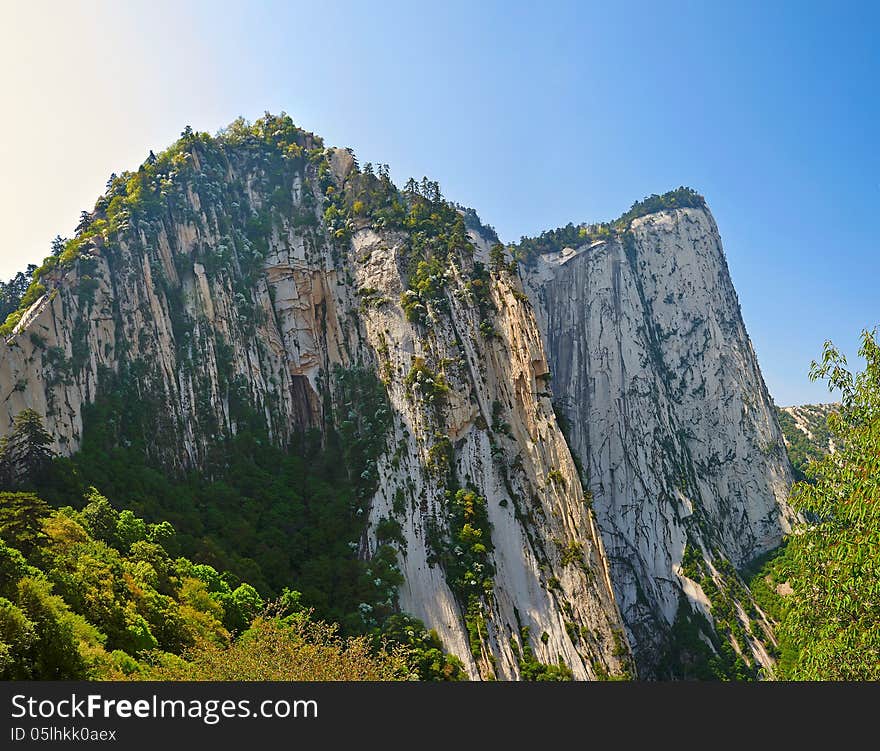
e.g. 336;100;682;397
524;206;796;673
0;147;630;679
351;223;629;679
0;133;793;678
778;403;837;454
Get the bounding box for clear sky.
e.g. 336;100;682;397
1;1;877;405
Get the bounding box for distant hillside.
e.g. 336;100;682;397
776;404;838;480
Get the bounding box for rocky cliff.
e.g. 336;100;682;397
0;118;630;680
523;207;796;675
776;402;837;479
0;115;794;678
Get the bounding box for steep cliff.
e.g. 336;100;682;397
0;116;630;679
776;403;837;479
0;116;795;679
523;206;796;676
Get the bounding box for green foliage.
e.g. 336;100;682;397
464;596;489;664
0;409;56;489
140;611;410;681
40;429;397;636
380;614;465;681
515;626;573;681
659;596;751;680
0;485;418;680
775;404;835;482
512;221;595;265
546;469;566;488
467;260;495;329
0;597;36;679
1;112;319;341
556;539;585;569
374;517;406;548
491;399;512;437
664;546;759;680
489;243;516;274
15;365;462;679
745;546;792;671
512;186;705;266
616;186;705;225
0;265;37;324
426;436;454;477
680;544;705;580
764;330;880;679
333;365;392;504
404;357;450;405
442;489;495;599
0;492;50;556
13;576;93;679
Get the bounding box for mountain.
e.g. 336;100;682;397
776;404;837;480
523;205;796;675
0;114;794;679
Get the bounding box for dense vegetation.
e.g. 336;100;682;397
0;113;322;338
0;265;38;325
751;330;880;679
511;186;705;266
0;407;462;680
0;486;411;680
775;404;835;481
0;112;500;681
5;109;875;683
661;555;762;681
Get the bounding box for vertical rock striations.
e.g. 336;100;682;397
523;205;796;675
0;117;794;678
0;119;630;679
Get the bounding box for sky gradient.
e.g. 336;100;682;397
1;0;877;405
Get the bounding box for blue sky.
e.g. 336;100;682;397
1;1;876;405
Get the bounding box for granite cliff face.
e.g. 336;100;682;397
524;207;796;675
776;402;837;479
0;117;793;678
0;123;629;680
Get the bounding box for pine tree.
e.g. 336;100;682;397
50;236;65;257
0;410;55;489
75;211;91;234
0;492;50;555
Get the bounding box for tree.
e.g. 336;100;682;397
147;520;175;547
75;211;92;234
78;488;119;546
489;243;507;273
777;329;880;679
14;576;90;679
140;612;411;680
0;539;37;599
115;510;147;550
0;266;38;322
380;613;465;680
0;409;55;489
50;236;66;257
219;583;264;633
0;492;50;556
0;598;36;678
